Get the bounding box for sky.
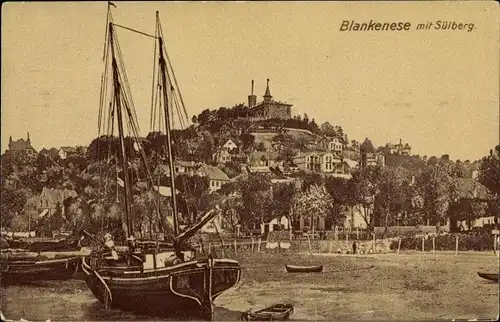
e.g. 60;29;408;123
2;1;499;161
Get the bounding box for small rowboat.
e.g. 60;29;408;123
477;272;499;282
241;303;294;321
285;264;323;273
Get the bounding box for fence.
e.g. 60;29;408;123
193;235;392;258
390;233;498;254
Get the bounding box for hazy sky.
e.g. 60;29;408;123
2;1;498;161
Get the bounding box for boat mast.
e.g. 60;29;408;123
109;22;134;238
156;12;179;237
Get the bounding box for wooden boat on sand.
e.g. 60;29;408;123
0;249;83;283
477;272;499;282
285;264;323;273
241;303;294;321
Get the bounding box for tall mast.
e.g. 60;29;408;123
157;12;179;237
109;22;134;238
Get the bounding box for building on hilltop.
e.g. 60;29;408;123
247;79;292;120
6;133;37;156
385;139;411;156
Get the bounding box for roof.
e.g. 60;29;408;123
38;188;77;205
343;158;359;168
293;150;337;159
196;164;231;182
251;100;293;110
9;138;37;152
223;139;238;147
264;78;272;98
455;178;492;200
154;160;200;175
59;146;77;153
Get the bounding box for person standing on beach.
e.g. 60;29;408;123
352;240;357;255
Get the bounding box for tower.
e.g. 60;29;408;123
263;78;272;102
248;80;257;108
27;132;31;144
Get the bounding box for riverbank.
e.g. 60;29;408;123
1;252;498;320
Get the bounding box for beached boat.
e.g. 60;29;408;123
477;272;499;282
241;304;294;321
285;264;323;273
0;252;81;283
5;236;81;253
81;5;240;320
0;235;84;283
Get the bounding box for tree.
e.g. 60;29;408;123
375;166;411;235
271;183;296;218
301;173;324;191
350;165;383;230
239;174;274;229
0;186;30;228
221;161;243;179
320;122;336;137
478;145;500;196
414;164;458;228
239;133;255;151
292;184;333;234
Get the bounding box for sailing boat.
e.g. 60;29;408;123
81;7;240;320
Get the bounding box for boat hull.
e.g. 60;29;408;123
82;256;241;320
477;272;499;282
241;303;294;321
285;265;323;273
0;256;81;283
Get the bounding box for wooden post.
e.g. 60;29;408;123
334;226;338;240
234;240;237;255
356;227;359;240
346;233;349;249
329;240;333;254
421;236;425;252
455;234;459;256
397;238;402;255
258;238;261;252
251;238;254;253
278;240;281;253
432;236;435;255
209;242;212;254
307;236;313;254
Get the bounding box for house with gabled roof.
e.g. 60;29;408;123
154;160;201;177
6;133;37;156
195;164;231;192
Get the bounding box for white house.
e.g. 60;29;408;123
196;164;231;192
260;216;290;234
328;137;343;153
222;139;238;151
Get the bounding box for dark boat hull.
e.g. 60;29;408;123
5;238;80;252
477;272;499;282
82;256;241;320
0;256;81;283
285;265;323;273
241;303;294;321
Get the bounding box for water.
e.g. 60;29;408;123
0;279;242;321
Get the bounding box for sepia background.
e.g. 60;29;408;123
2;1;498;161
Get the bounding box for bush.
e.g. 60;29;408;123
390;233;495;251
